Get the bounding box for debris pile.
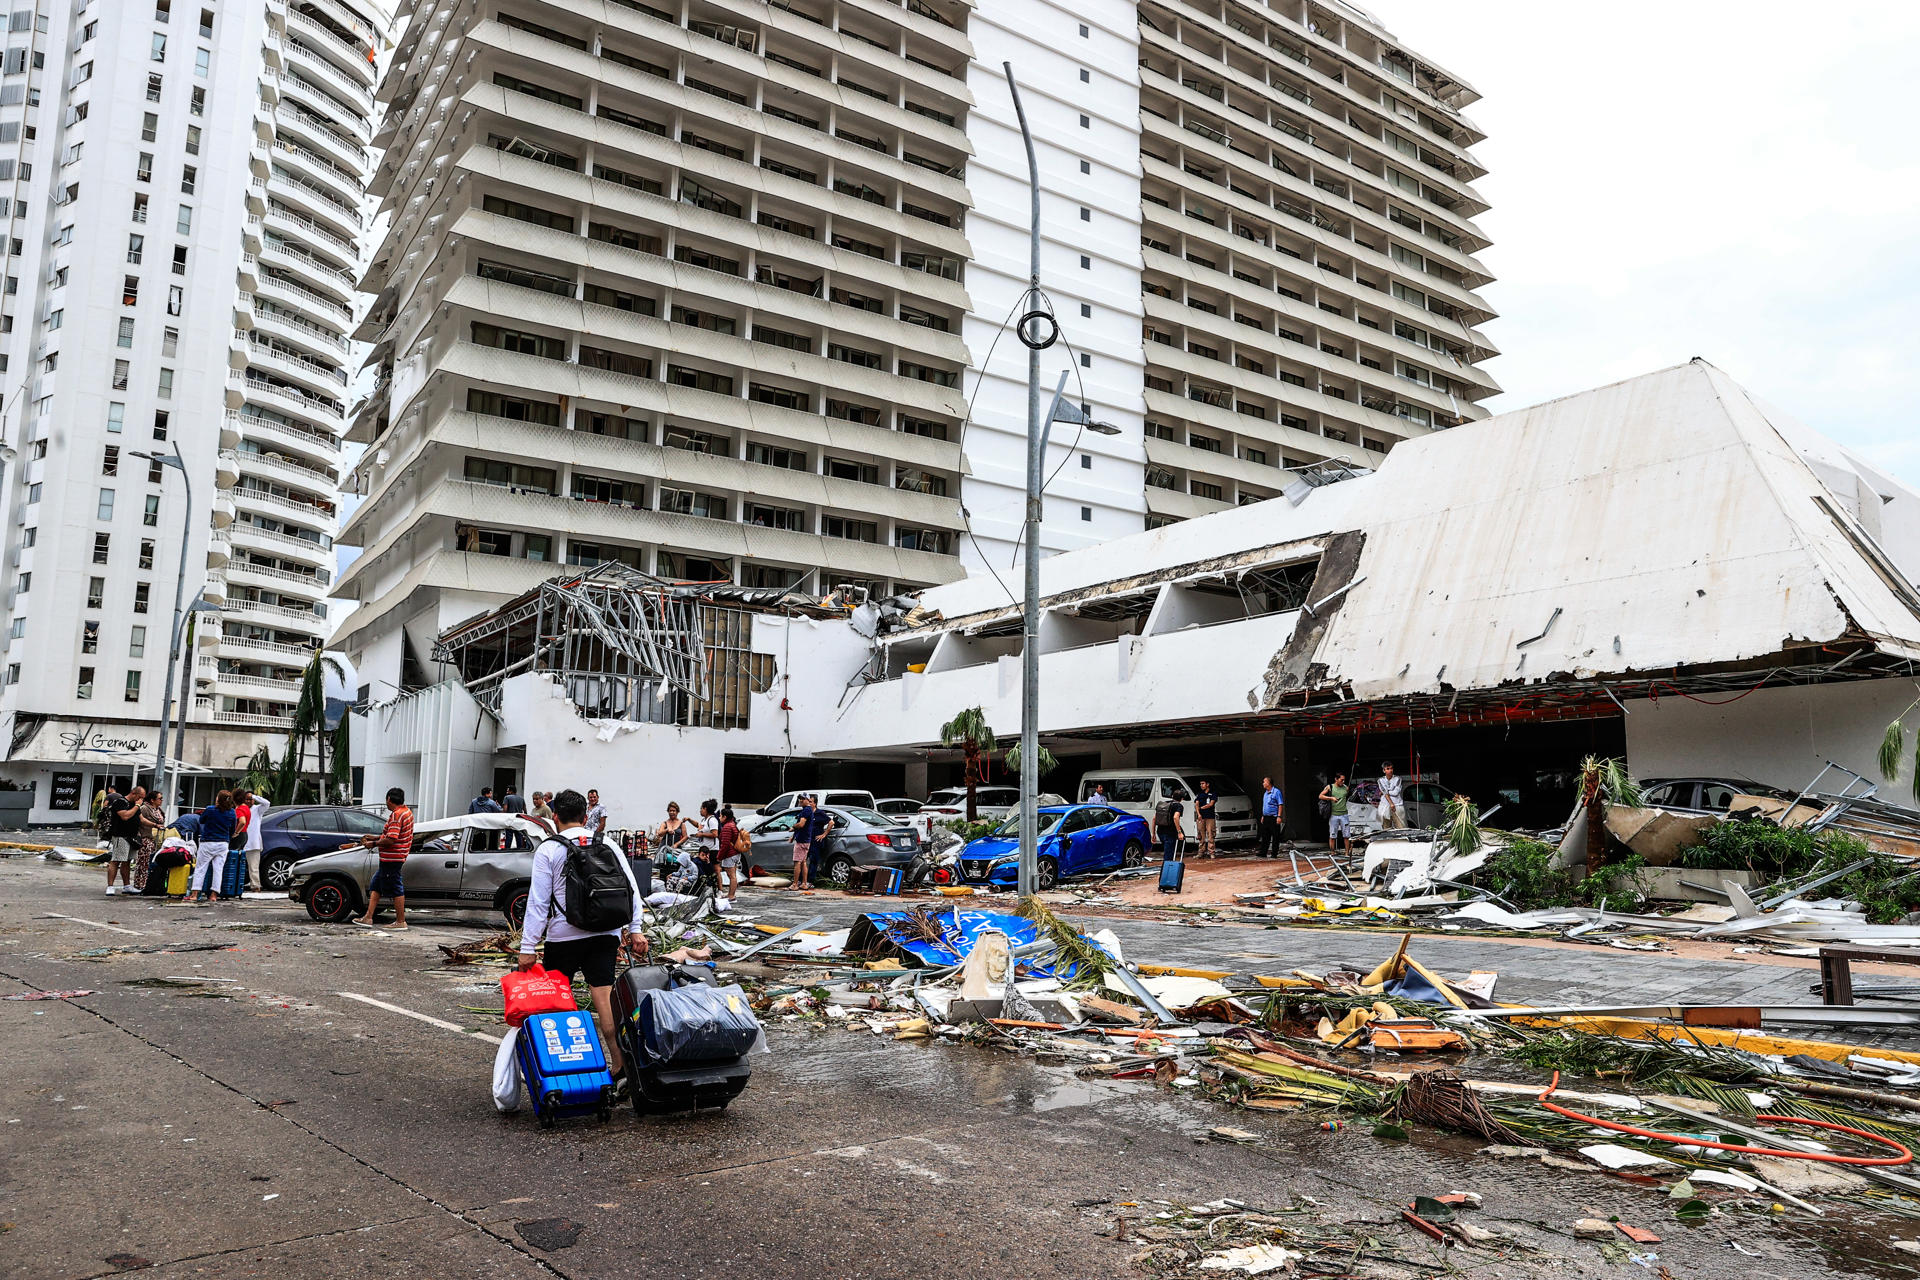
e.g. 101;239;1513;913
687;903;1920;1242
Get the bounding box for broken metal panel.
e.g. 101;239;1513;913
1257;529;1366;708
889;536;1326;642
432;563;807;730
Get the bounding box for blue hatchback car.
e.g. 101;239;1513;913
957;803;1152;890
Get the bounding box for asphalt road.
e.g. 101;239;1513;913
1;856;1913;1280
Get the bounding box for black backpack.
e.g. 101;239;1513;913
546;834;634;932
97;794;123;840
1153;799;1176;831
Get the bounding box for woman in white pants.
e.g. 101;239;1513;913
189;791;238;905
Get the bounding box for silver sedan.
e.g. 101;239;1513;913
744;806;920;884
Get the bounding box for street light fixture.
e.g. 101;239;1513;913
129;444;200;810
1001;65;1128;896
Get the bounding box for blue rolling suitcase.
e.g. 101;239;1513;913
515;1010;618;1127
1158;856;1186;894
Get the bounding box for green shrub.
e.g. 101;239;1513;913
942;817;1001;843
1476;839;1648;912
1678;819;1826;876
1576;853;1648;913
1478;837;1577;910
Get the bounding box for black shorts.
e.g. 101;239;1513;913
542;934;620;988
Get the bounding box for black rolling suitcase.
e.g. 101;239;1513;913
612;962;758;1115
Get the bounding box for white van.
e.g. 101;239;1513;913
1076;768;1256;845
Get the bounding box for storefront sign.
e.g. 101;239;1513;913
49;772;81;811
7;718;156;766
57;725;152;757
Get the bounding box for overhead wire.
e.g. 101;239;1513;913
952;288;1035;607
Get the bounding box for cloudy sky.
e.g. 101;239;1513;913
1374;1;1920;482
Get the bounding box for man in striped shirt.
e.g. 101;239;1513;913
353;787;414;931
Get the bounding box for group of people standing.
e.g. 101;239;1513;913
96;784;270;902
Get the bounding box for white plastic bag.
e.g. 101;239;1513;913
492;1024;521;1113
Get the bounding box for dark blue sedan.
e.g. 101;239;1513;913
257;805;392;891
956;804;1151;890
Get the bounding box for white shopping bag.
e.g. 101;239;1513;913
492;1024;521;1113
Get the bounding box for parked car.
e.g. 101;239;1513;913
742;805;920;885
1345;780;1452;836
924;785;1020;821
255;805;391;892
288;812;548;926
1639;777;1795;816
922;787;1069;822
874;797;937;841
956;803;1151;891
756;789;878;819
1077;769;1257;844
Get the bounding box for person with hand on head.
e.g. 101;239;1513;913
1377;761;1405;830
104;785;143;894
352;787;413;930
517;788;646;1090
241;787;270;892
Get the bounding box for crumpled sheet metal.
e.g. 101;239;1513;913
845;907;1113;980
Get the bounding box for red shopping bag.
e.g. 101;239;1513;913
500;964;577;1027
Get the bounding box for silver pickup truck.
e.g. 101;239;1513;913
288;812;548;927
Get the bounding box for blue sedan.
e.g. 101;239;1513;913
956;804;1151;890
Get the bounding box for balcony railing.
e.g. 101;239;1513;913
249;337;349;386
216;635;314;658
212;709;296;728
227;408;341;452
267;200;359;255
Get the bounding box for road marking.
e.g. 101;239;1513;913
336;991;501;1044
41;913;144;936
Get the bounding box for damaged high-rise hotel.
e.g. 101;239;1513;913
335;0;1497;705
339;4;1920;832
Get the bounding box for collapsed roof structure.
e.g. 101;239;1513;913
433;563;847;730
861;359;1920;743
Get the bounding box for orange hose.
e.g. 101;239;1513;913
1537;1071;1915;1167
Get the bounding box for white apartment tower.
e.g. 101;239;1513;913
0;0;388;822
338;0;977;689
337;0;1491;711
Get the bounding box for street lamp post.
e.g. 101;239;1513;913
130;444;196;809
1001;64;1122;895
162;597;220;809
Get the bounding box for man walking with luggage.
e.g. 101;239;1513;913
353;787;414;930
1258;777;1284;857
1194;780;1218;859
1153;792;1185;862
517;789;646;1085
